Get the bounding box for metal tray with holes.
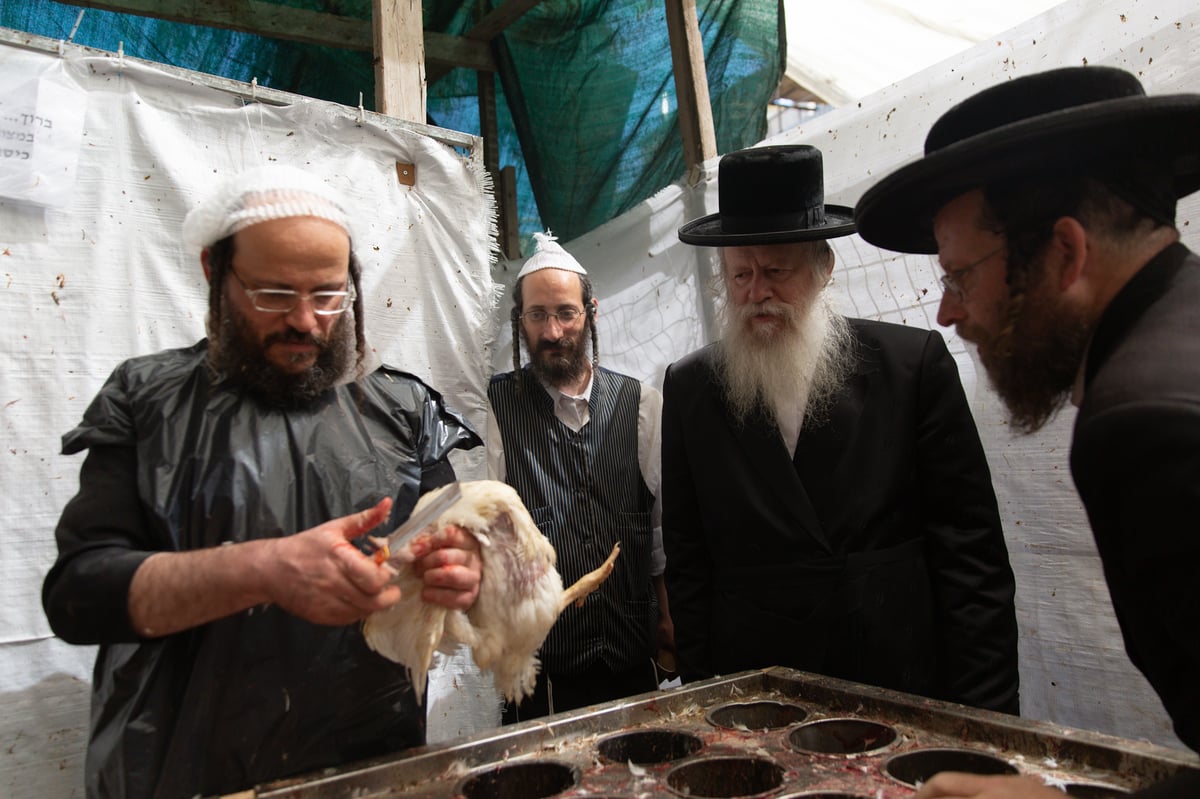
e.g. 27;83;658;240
234;667;1200;799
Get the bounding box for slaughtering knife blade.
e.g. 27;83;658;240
350;482;463;566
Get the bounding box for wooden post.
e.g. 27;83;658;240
664;0;717;185
478;70;500;176
499;165;521;259
372;0;427;122
478;68;521;260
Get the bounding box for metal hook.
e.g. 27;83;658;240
358;92;366;124
251;77;258;102
117;41;124;69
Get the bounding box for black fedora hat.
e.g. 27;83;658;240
678;144;856;246
854;66;1200;254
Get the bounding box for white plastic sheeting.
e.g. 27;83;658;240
784;0;1065;105
4;0;1200;795
498;0;1200;752
0;32;500;797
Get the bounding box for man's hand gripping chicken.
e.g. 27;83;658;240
361;480;621;704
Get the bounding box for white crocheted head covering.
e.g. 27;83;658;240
516;231;588;278
181;165;352;255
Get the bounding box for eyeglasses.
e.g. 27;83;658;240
231;267;354;315
939;246;1005;303
520;308;584;325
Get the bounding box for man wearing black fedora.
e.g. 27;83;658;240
856;66;1200;798
662;144;1020;714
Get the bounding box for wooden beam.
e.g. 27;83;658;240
426;0;545;84
372;0;425;122
426;30;495;73
62;1;495;73
664;0;716;185
462;0;546;43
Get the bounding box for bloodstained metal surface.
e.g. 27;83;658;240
243;667;1200;799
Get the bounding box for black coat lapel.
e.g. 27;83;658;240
793;369;867;532
720;399;833;553
790;322;877;542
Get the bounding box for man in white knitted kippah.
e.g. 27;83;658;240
183;164;365;406
487;231;675;723
43;163;485;797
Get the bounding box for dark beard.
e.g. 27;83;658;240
208;305;355;411
522;325;591;387
983;289;1091;434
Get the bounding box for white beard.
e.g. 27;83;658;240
716;293;855;443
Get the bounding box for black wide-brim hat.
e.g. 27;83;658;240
678;144;856;245
854;66;1200;254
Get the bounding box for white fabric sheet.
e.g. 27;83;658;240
0;34;499;797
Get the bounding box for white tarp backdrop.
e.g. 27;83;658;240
0;31;500;797
783;0;1065;105
3;0;1200;795
504;0;1196;756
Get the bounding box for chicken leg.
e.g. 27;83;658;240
559;542;621;612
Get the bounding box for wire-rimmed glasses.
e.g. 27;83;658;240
939;246;1005;303
520;308;584;325
231;268;354;315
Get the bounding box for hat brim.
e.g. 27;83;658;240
854;94;1200;254
678;204;856;246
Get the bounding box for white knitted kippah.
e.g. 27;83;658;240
181;164;352;254
516;231;588;278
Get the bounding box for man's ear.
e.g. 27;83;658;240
200;248;212;283
589;297;599;318
1050;217;1088;291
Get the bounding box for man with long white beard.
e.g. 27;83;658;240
487;232;672;722
663;144;1020;714
42;165;484;798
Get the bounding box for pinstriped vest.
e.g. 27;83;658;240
488;366;657;675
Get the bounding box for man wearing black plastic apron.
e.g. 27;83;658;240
42;165;484;798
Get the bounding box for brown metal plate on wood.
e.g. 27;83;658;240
247;667;1199;798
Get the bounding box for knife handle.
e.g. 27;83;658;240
348;535;390;565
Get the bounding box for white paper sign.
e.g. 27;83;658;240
0;61;87;208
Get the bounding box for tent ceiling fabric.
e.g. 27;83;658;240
785;0;1064;105
0;0;783;253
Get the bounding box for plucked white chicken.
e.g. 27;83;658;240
363;480;620;703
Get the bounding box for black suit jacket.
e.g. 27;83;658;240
662;318;1019;713
1071;243;1200;755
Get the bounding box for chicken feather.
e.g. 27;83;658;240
363;480;619;704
